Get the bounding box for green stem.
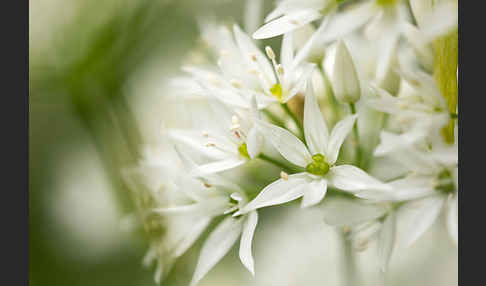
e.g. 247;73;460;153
349;103;363;168
263;109;286;128
281;103;305;142
257;153;302;174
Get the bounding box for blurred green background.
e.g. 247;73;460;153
29;1;457;286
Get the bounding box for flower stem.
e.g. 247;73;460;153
349;103;363;168
263;109;286;128
258;153;301;174
281;103;305;142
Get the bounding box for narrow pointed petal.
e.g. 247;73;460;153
239;211;259;275
247;126;263;159
233;24;276;84
326;115;357;165
446;194;458;245
322;196;388;226
281;32;294;70
193;158;247;176
153;197;229;217
397;195;445;248
253;9;322;39
190;217;243;286
284;63;315;103
301;179;327;208
239;173;311;213
256;119;312;167
419;2;458;43
173;217;212;257
328;165;391;193
303;81;329;155
378;212;396;272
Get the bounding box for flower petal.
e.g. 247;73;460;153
173;217;212;258
256;119;312;167
238;173;310;213
239;211;259;275
281;32;294;70
253;9;322;39
301;178;327;208
303;80;329;155
246;126;263;159
326;115;357;165
378;212;396;272
190;216;243;286
233;24;276;85
193;158;247;176
322;196;388;227
397;195;445;248
328;164;391;193
283;63;315;103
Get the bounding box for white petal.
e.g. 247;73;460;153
326;115;357;164
328;165;391;193
253;9;322;39
419;2;458;43
239;211;259;275
193;158;247;176
303;81;329;155
378;212;396;272
246;126;263;159
233;24;276;85
332;40;361;104
190;216;243;286
256;119;312;167
238;173;310;213
173;217;212;257
281;32;294;70
318;2;377;44
446;194;458;245
153;196;229;217
397;195;445;248
322;196;388;227
301;179;328;208
283;63;315;102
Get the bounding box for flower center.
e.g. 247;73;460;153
270;83;283;102
238;143;250;159
306;154;330;176
436;169;455;194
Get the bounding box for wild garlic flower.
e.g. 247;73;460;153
168;97;264;175
236;83;391;214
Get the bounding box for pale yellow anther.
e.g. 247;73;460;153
202;131;209;137
277;64;284;75
280;171;289;181
249;53;257;62
220;49;230;56
203;182;212;188
205;142;216;147
290;19;299;25
342;226;351;234
232;115;239;125
230;79;242;89
265;46;276;60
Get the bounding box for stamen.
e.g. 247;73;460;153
249;53;257;62
201;131;209;137
248;68;259;75
289;19;299;25
203;182;212;188
277;64;284;75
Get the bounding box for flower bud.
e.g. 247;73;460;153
332;40;361;104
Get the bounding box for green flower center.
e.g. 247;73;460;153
306;154;330;176
436;169;455;194
270;83;283;102
238;143;250;159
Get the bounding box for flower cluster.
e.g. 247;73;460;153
127;0;458;284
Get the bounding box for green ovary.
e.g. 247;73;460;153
306;154;330;176
376;0;397;6
436;169;455;194
270;83;283;102
238;143;250;159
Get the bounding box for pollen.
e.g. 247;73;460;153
238;143;250;159
231;79;242;88
249;53;257;61
280;171;289;180
265;46;276;60
270;83;283;101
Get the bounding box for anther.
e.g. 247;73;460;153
280;171;289;180
277;64;284;75
248;69;259;75
230;79;242;88
205;142;216;147
265;46;276;60
290;19;299;25
249;53;257;61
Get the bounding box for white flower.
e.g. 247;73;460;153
152;149;260;285
360;140;458;246
252;0;336;39
236;82;391;214
180;23;315;109
168;97;263;175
